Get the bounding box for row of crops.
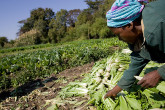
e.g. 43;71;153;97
0;38;127;91
0;43;55;54
48;50;165;110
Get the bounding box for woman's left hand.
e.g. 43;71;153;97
137;70;162;88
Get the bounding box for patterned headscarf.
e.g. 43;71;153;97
106;0;149;27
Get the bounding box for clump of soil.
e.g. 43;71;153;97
0;62;94;110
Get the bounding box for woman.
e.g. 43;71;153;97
104;0;165;98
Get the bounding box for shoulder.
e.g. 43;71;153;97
143;0;165;18
142;0;165;41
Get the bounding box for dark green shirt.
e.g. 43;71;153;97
117;0;165;91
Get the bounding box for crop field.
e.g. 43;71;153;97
0;38;127;91
1;37;165;110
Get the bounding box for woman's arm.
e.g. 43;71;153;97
117;52;150;90
104;52;149;98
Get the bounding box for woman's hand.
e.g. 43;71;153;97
104;85;122;99
137;70;162;88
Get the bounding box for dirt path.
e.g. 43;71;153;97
0;62;94;110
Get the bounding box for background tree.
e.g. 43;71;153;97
17;19;29;36
33;19;47;43
13;0;116;47
92;0;115;19
85;0;103;13
17;8;55;44
75;9;93;26
48;18;57;43
14;29;42;47
9;40;15;46
90;18;106;38
67;9;81;27
76;22;90;40
0;37;8;47
18;20;33;36
48;9;68;43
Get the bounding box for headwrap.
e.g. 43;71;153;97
106;0;149;27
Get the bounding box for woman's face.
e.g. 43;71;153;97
109;26;139;44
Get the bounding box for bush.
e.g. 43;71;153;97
14;29;42;47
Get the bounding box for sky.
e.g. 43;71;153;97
0;0;88;41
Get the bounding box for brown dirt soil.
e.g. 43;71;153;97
0;62;95;110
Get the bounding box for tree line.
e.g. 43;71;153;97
1;0;154;48
0;0;115;48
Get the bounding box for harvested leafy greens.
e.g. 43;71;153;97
53;50;165;109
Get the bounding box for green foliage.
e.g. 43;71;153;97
0;37;8;47
14;0;116;47
99;26;112;38
0;38;127;91
0;43;49;53
125;96;142;110
85;0;103;11
18;8;54;35
48;9;68;43
67;9;81;27
55;51;165;110
62;27;77;42
75;23;90;40
34;19;47;36
18;8;55;44
90;18;113;38
75;9;93;26
14;29;42;47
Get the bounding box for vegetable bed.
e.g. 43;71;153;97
0;38;127;92
51;49;165;110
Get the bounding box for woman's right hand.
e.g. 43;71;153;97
104;85;122;99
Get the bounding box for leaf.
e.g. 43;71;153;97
87;98;96;105
119;96;129;110
103;98;115;110
112;99;120;110
156;81;165;94
125;96;142;110
142;89;165;108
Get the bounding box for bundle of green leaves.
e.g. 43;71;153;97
56;50;165;110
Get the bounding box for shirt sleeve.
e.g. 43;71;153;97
117;52;150;91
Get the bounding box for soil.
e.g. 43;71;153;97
0;62;95;110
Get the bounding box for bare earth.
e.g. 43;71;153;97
0;62;95;110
